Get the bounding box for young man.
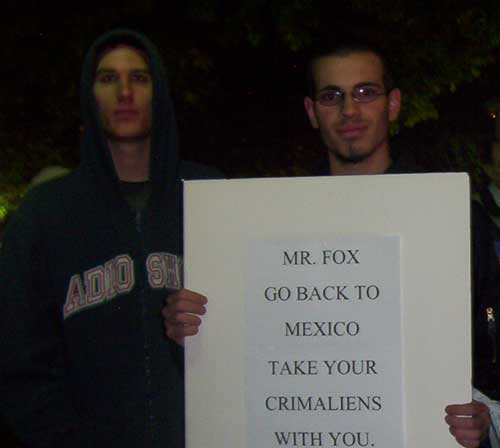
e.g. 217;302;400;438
304;45;500;448
0;29;219;447
164;43;498;448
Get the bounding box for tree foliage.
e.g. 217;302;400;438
187;0;500;126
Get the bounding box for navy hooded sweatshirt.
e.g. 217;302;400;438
0;29;220;447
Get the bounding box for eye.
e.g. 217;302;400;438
355;86;380;99
96;72;117;84
319;90;342;104
131;72;151;83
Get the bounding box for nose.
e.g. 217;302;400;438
341;94;360;117
117;79;133;101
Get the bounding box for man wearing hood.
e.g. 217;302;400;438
0;29;218;447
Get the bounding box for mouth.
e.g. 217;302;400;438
337;125;366;139
114;110;139;120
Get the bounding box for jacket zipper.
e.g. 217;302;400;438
136;210;157;444
487;307;497;364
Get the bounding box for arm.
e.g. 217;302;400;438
162;289;207;346
473;388;500;448
0;203;92;447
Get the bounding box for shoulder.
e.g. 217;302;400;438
20;172;83;214
4;171;84;237
179;160;224;181
471;198;500;243
472;198;493;224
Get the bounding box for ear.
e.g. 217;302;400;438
388;88;402;122
304;96;319;129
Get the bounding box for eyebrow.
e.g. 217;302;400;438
95;68;151;75
318;81;383;92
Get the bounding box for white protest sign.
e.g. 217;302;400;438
184;174;470;448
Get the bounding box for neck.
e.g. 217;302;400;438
108;138;151;182
328;147;391;176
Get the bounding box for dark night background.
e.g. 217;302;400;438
2;1;500;445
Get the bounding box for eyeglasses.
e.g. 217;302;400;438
315;85;387;107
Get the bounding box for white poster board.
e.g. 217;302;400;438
184;174;471;448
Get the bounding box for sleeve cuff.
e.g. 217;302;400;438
473;388;500;448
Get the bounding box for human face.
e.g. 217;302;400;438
93;45;153;142
304;52;401;167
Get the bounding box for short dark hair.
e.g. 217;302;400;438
306;42;395;98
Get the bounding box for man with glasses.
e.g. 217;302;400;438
302;42;498;448
163;41;499;447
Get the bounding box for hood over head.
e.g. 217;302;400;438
79;29;179;201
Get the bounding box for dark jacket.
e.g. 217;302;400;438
0;29;220;448
472;186;500;399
